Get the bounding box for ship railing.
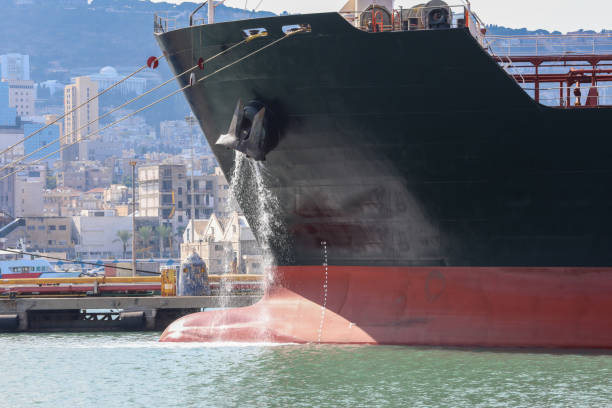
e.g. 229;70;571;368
154;13;177;34
484;31;612;108
518;83;612;108
486;33;612;57
495;53;612;108
192;17;207;26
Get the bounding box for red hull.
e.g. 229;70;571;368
160;266;612;348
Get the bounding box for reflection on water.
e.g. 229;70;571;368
2;332;612;408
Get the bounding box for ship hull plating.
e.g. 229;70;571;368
156;13;612;347
160;266;612;347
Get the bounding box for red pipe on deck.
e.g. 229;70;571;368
0;284;161;295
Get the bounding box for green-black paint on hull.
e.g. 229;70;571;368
155;12;612;267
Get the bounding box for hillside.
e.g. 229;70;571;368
0;0;274;81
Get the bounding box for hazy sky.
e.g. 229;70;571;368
159;0;612;33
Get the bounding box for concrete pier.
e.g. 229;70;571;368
0;296;260;332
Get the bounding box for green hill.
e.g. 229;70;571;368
0;0;274;81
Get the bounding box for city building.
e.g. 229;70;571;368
0;168;15;217
138;164;186;221
63;76;99;161
138;163;230;229
57;165;85;190
104;184;129;205
0;216;75;256
186;170;216;220
23;122;60;163
82;188;105;210
113;205;129;217
72;209;129;259
181;212;263;274
5;79;36;117
86;138;122;162
83;166;112;191
86;66;147;95
43;187;83;217
72;211;158;259
38;80;65;97
0;81;17;126
0;54;30;81
0;81;21;165
0;127;24;163
24;216;75;256
138;164;187;254
159;120;193;145
57;161;112;191
209;166;233;218
44;114;63;140
13;165;46;217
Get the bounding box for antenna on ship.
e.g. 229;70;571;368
251;0;264;17
190;1;230;26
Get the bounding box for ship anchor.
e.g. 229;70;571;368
216;99;278;161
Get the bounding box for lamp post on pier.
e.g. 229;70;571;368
185;115;197;243
130;160;138;277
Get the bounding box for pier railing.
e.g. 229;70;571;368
0;274;264;297
0;274;263;286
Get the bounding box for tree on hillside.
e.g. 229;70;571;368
113;230;132;259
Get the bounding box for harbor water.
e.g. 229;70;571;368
1;333;612;407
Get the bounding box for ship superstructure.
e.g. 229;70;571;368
154;1;612;347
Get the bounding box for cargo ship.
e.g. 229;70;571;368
155;1;612;347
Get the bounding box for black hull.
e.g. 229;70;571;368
156;13;612;267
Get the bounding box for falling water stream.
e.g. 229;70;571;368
210;151;289;339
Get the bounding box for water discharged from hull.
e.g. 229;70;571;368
228;152;289;288
195;152;289;342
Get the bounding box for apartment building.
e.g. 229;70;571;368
63;76;98;161
57;161;112;191
43;187;83;217
72;210;158;259
24;216;75;256
0;54;30;81
5;79;36;117
13;165;45;217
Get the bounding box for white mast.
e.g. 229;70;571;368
208;0;215;24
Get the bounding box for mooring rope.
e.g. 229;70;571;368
0;54;165;159
0;38;250;174
0;29;306;181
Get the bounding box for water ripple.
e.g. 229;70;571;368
1;333;611;408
